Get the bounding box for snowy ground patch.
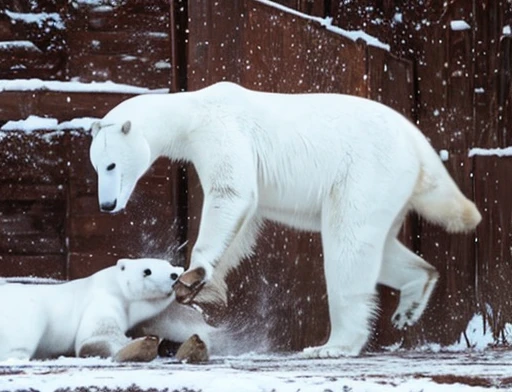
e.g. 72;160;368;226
2;350;512;392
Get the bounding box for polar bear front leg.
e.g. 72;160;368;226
175;187;257;304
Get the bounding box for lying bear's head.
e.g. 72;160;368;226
116;258;183;302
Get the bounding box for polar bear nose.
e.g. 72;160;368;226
100;200;117;212
170;273;179;280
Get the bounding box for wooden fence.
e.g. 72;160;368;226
0;0;511;352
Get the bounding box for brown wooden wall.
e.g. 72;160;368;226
0;0;511;352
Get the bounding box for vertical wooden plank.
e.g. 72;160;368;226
170;0;189;92
298;0;326;17
474;155;512;342
498;36;512;147
187;0;244;90
415;23;448;150
411;155;478;346
473;0;503;148
367;47;415;119
242;2;367;94
366;46;420;347
446;2;474;153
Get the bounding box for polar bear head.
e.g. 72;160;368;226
89;120;151;213
115;258;183;302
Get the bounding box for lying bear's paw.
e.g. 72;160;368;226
175;334;209;364
113;336;160;363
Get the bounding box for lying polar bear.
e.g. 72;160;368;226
0;258;208;361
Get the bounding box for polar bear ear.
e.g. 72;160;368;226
117;259;127;271
91;121;101;138
121;121;131;135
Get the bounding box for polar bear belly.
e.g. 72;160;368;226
258;185;322;232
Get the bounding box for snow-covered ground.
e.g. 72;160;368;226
2;349;512;392
1;313;510;391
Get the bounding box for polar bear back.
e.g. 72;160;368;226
102;82;420;232
0;279;89;359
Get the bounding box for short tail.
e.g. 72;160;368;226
410;164;481;233
403;121;482;233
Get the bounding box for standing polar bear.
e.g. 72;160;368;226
0;258;192;361
89;82;481;358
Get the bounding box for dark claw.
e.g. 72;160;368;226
173;280;205;304
173;267;206;304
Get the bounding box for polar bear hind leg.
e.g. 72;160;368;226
379;237;439;328
303;170;415;358
0;311;46;360
76;317;130;359
76;301;131;359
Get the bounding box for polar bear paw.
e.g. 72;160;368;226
113;336;160;363
301;344;359;359
174;267;206;304
391;301;421;330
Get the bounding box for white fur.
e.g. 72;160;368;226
0;258;185;360
89;82;481;357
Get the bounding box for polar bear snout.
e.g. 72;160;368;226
100;199;117;212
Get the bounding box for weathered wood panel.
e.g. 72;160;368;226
187;0;244;89
0;255;66;279
0;131;67;184
0;91;136;125
66;0;171;89
0;1;66;80
474;156;512;343
242;3;367;95
0;116;184;281
270;0;327;18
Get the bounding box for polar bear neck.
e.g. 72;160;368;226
105;92;202;165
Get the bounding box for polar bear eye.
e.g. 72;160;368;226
107;163;116;171
143;268;152;277
170;273;179;280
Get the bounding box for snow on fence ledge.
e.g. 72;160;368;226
0;79;169;94
0;79;169;126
